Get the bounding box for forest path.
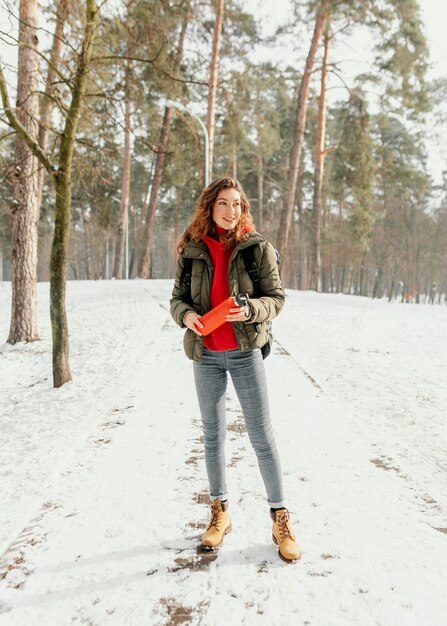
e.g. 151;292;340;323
0;281;446;625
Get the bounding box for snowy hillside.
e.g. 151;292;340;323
0;280;446;625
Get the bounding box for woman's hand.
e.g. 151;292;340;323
183;311;204;335
226;305;250;322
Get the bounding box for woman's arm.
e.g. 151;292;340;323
244;242;285;324
170;256;205;335
170;255;196;328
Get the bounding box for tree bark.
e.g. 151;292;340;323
36;0;69;215
372;263;384;299
51;171;72;382
137;107;173;278
50;0;98;386
82;210;92;279
206;0;225;181
276;6;327;262
7;0;40;344
103;237;108;278
256;151;264;232
113;64;132;279
299;230;309;290
231;142;237;179
173;208;179;275
138;14;189;278
310;27;330;292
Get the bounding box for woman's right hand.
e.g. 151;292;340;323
183;311;204;336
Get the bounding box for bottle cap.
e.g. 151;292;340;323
235;293;249;306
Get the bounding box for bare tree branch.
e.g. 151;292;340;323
0;65;56;177
37;88;70;117
19;42;72;88
94;53;208;86
154;65;208;87
328;68;354;97
134;135;173;155
1;0;81;57
0;128;16;142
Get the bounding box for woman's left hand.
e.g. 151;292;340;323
226;305;250;322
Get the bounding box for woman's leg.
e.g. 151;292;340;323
193;349;229;502
226;349;285;508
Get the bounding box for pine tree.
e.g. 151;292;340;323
7;0;40;344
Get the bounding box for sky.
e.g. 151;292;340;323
420;0;447;78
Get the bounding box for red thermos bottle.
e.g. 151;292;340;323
196;293;248;336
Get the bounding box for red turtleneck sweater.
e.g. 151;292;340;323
202;228;238;351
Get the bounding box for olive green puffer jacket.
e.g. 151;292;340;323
170;231;285;361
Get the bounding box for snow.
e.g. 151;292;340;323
0;280;446;625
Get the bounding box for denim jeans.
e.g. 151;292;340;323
193;347;285;508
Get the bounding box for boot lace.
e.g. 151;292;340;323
277;511;295;541
207;502;223;530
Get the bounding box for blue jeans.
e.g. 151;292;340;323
193;347;285;508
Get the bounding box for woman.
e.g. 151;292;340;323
170;177;300;562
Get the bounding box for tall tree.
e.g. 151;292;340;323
328;93;375;288
310;26;331;292
375;0;429;115
206;0;224;181
137;9;189;279
370;113;430;300
0;0;100;386
249;64;284;234
276;3;327;262
113;61;132;279
37;0;69;214
7;0;40;344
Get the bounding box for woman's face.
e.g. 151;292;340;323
212;187;242;230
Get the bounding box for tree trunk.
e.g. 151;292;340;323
82;210;92;279
372;266;383;299
113;64;131;279
297;196;308;290
339;265;345;293
138;15;189;278
50;0;98;387
387;275;394;302
173;205;180;276
37;0;69;214
310;27;330;292
137;108;172;278
104;237;110;279
7;0;40;344
276;6;327;262
206;0;225;181
231;142;237;179
51;172;72;384
347;266;354;294
437;279;445;305
256;151;264;232
289;219;299;289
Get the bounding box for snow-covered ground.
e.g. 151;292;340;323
0;280;446;626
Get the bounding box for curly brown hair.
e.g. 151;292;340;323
177;177;255;252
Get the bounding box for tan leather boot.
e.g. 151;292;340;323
200;499;232;551
271;508;301;562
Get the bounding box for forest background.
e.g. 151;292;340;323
1;0;447;387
